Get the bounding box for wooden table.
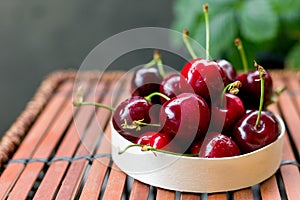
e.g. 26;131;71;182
0;70;299;199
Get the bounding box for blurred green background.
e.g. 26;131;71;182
172;0;300;70
1;0;300;137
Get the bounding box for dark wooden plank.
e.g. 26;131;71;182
129;180;150;200
0;81;73;199
7;81;76;200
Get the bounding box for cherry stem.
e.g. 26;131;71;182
203;4;210;60
144;50;166;78
73;101;115;112
144;92;171;102
235;38;249;73
121;119;160;131
220;81;242;108
183;28;198;59
118;144;198;157
254;61;266;129
154;51;166;78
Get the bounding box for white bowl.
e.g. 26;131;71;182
111;115;285;193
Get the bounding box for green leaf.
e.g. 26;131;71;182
239;0;279;42
285;42;300;68
268;0;300;14
193;10;237;59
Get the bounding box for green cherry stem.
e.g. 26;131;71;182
254;61;266;129
235;38;249;73
143;60;156;69
143;50;166;78
203;4;210;60
144;92;171;102
73;101;115;112
118;144;198;157
220;81;242;108
183;28;198;59
154;50;166;78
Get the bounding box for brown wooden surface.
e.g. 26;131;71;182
0;70;299;199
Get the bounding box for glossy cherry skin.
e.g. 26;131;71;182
131;66;163;103
112;96;158;141
215;59;237;83
181;58;228;101
211;93;245;134
236;70;273;109
159;74;181;103
160;93;210;148
135;132;181;152
159;74;193;104
232;110;279;153
199;132;241;158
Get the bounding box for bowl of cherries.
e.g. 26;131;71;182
74;4;285;193
109;54;285;193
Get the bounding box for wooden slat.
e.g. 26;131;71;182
102;163;127;200
79;157;110;200
55;79;117;199
80;73;131;200
7;81;76;200
79;124;112;200
101;75;131;200
275;77;300;156
180;192;200;200
233;188;254;200
156;188;176;200
129;180;150;200
268;81;300;199
33;81;101;199
207;193;226;200
260;176;281;200
0;81;73;199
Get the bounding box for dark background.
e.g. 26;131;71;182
0;0;177;137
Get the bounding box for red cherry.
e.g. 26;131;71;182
131;67;163;103
215;59;237;83
232;110;279;153
236;70;273;109
160;93;210;149
199;132;241;158
159;74;193;104
135;132;181;152
159;74;181;103
112;96;159;141
211;93;245;134
181;58;228;101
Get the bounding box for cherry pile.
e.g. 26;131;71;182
73;4;282;158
